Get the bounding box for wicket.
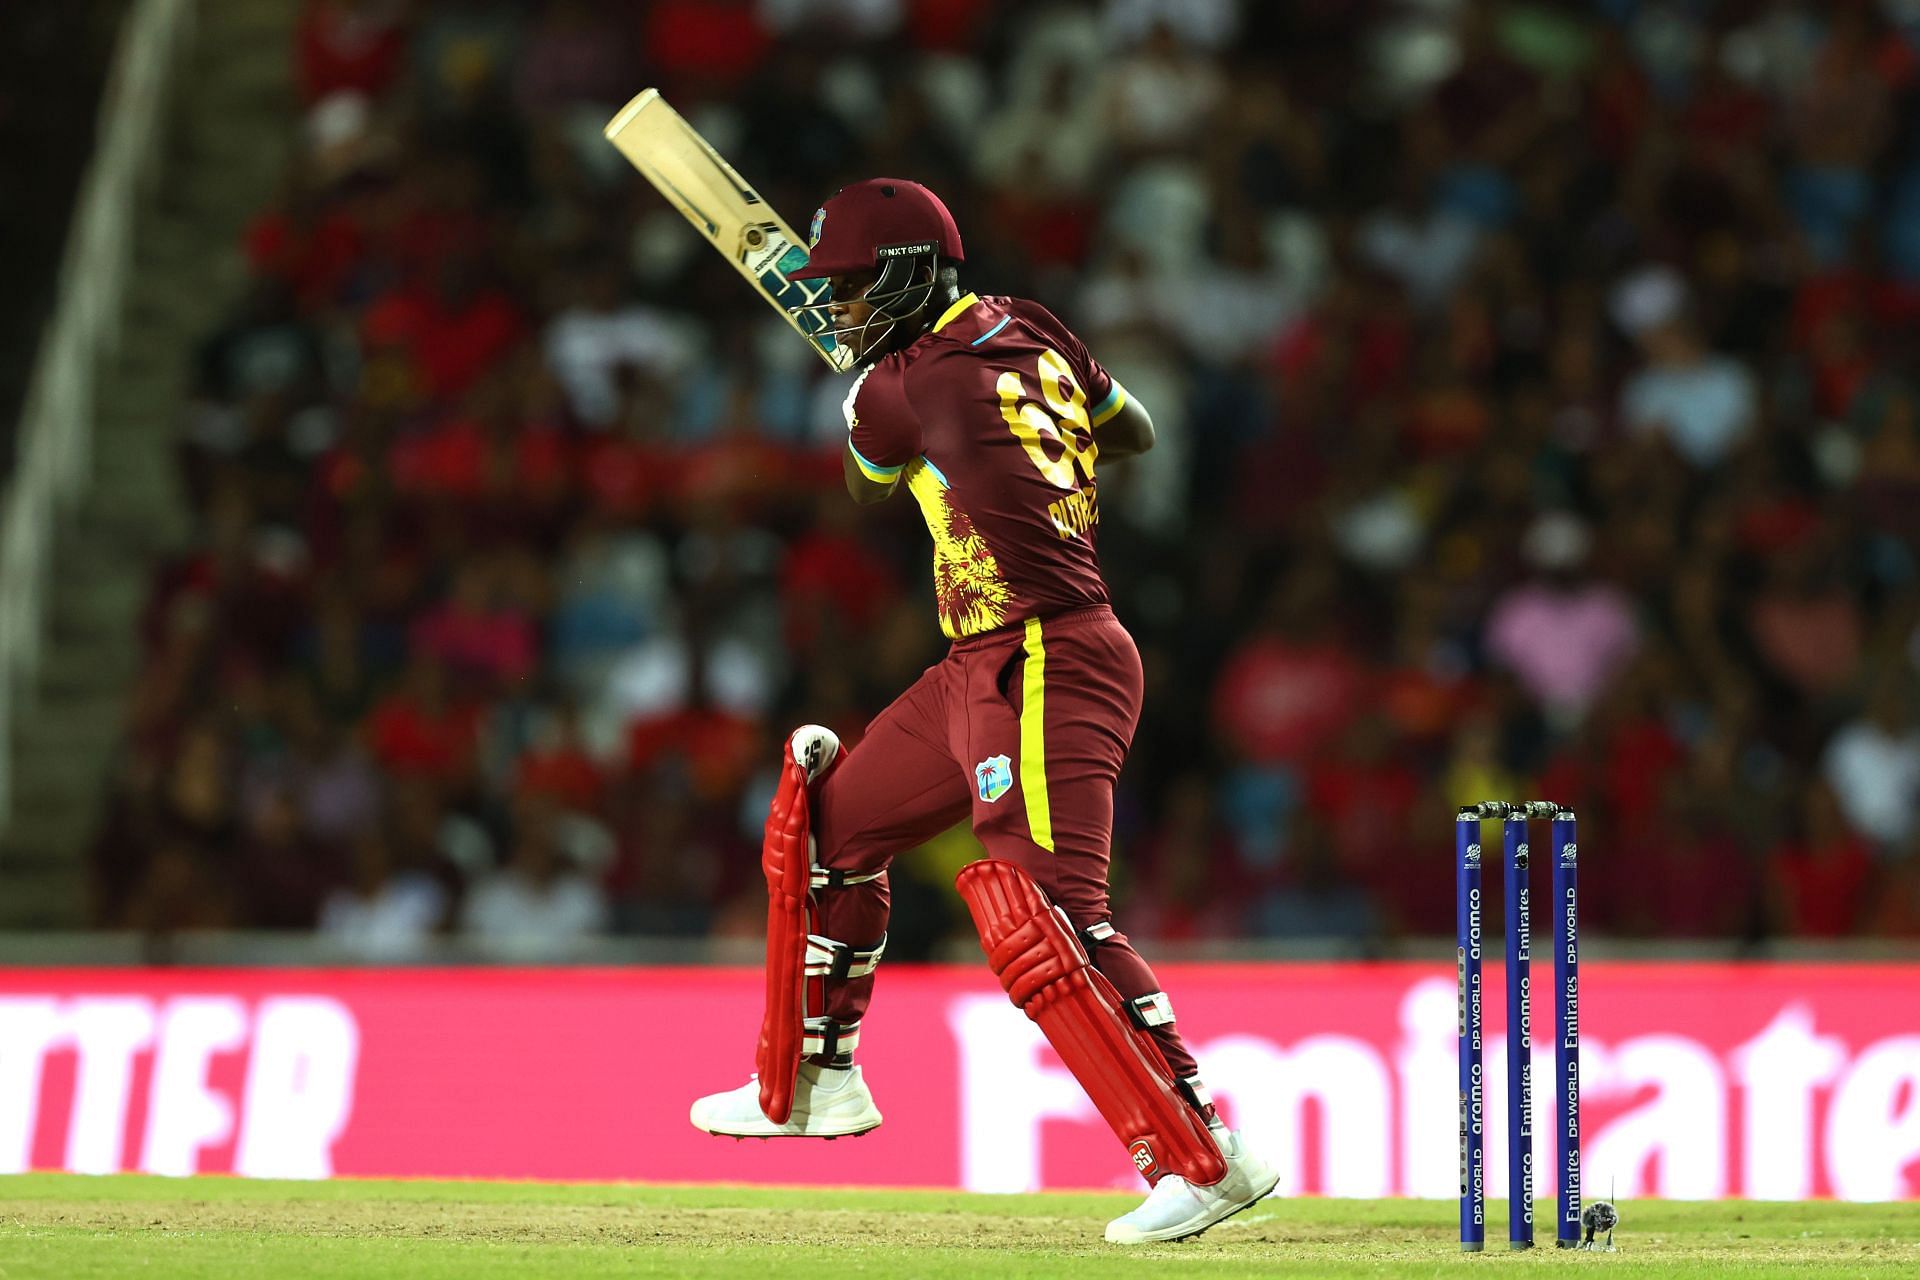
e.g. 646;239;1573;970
1457;801;1581;1252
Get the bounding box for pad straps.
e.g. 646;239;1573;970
811;866;884;890
805;933;888;982
1083;919;1176;1029
801;1017;862;1059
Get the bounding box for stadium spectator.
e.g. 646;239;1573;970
1769;783;1875;938
1485;513;1640;726
1822;676;1920;852
461;793;610;960
318;827;451;962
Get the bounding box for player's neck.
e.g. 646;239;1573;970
911;285;963;343
872;288;960;359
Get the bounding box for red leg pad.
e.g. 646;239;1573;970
956;859;1226;1187
755;750;813;1123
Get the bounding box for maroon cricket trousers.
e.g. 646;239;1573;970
810;604;1201;1080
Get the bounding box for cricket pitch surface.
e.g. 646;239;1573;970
4;1175;1917;1277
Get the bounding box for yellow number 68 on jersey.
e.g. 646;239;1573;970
998;350;1096;490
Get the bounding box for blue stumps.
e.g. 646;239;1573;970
1551;809;1581;1248
1504;811;1534;1249
1456;807;1485;1252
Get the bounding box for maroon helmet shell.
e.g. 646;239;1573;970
789;178;964;280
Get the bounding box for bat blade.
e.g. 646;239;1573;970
603;89;852;373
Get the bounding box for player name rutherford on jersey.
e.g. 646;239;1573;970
844;291;1130;640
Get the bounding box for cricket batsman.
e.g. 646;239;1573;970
689;179;1278;1243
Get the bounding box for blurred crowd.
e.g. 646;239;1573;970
90;0;1920;956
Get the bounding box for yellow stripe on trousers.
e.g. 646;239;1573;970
1020;616;1053;853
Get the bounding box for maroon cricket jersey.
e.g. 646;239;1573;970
845;293;1131;639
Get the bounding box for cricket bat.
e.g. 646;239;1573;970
603;89;854;373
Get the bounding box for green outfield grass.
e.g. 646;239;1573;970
2;1175;1917;1278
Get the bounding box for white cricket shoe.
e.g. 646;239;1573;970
689;1063;882;1139
1104;1127;1279;1244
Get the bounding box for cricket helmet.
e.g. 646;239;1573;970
789;178;964;280
789;179;964;366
